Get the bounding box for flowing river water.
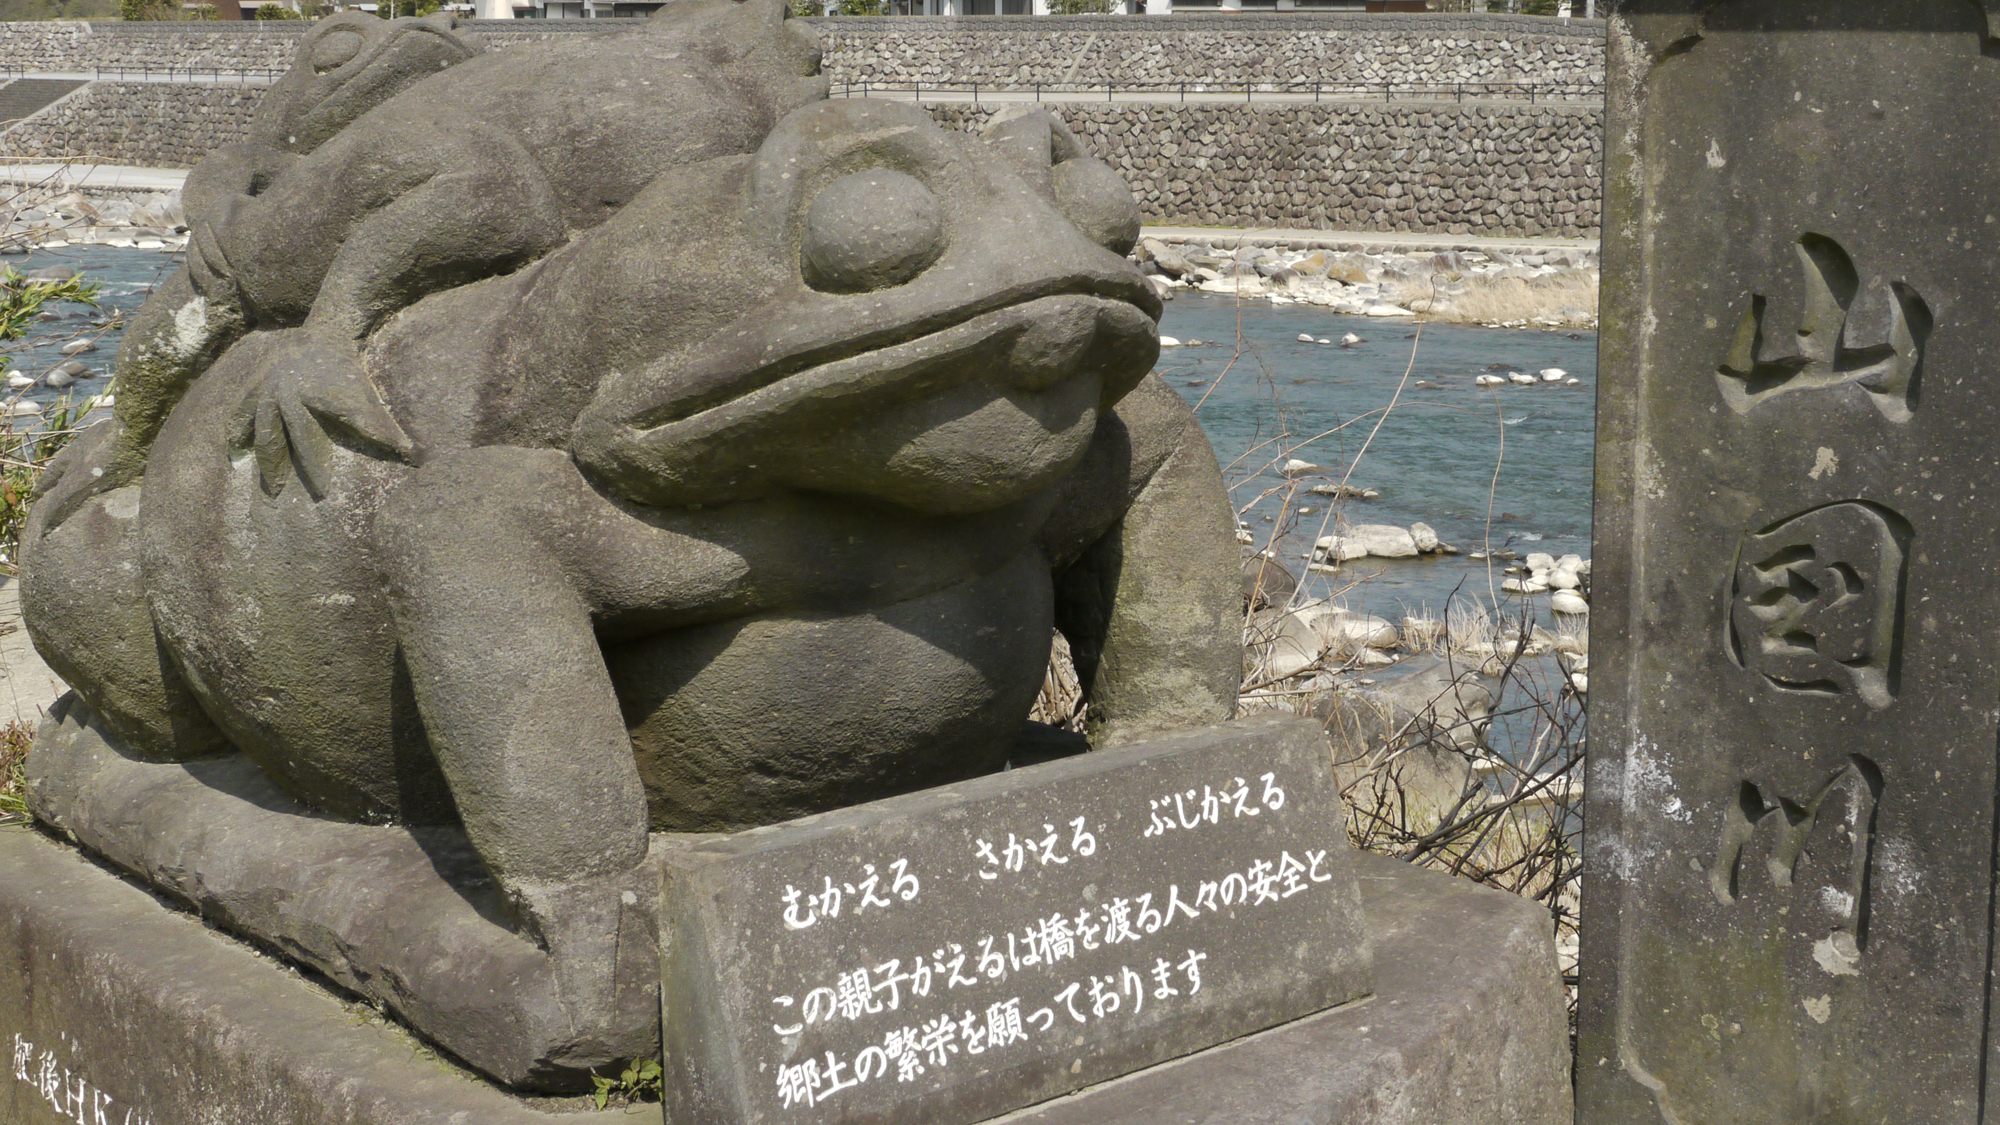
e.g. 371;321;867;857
7;246;1598;635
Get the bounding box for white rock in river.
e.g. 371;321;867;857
1547;568;1581;590
1297;332;1315;342
1159;336;1181;347
1556;554;1584;571
1475;374;1507;387
1248;609;1328;680
1551;590;1590;616
59;339;96;355
1568;673;1588;695
1410;521;1439;553
1345;524;1421;558
1539;367;1567;381
1;401;41;417
1507;371;1538;385
1282;457;1330;476
1297;603;1398;651
1313;534;1369;562
1341;332;1363;346
1525;552;1557;575
5;371;30;389
1365;304;1415;317
45;370;74;389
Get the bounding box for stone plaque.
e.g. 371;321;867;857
1581;4;2000;1123
659;716;1371;1125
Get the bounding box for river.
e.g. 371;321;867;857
6;247;1597;632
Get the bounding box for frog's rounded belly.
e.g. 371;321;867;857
608;550;1054;831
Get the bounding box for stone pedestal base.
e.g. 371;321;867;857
0;826;1569;1125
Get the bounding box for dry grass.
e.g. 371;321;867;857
0;718;32;824
1393;272;1599;328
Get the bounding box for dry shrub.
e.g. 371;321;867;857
0;718;32;824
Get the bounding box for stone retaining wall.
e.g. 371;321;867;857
819;13;1602;90
0;18;640;74
0;80;260;167
933;100;1599;237
0;14;1603;237
0;84;1600;236
0;13;1600;89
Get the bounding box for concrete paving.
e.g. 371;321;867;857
0;579;66;730
1;162;188;192
1142;223;1599;255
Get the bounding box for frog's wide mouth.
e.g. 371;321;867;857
622;271;1162;433
634;292;1156;436
574;290;1160;509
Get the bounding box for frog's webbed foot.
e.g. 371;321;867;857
240;330;416;500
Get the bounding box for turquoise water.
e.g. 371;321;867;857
7;248;1597;629
1157;292;1597;625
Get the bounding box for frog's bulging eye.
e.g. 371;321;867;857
801;170;945;294
311;29;366;73
1053;157;1141;258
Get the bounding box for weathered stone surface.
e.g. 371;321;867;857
659;716;1369;1125
1580;5;2000;1123
23;696;661;1090
0;825;1564;1125
18;0;1240;1093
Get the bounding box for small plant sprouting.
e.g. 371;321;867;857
591;1057;663;1110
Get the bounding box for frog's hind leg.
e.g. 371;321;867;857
19;419;228;760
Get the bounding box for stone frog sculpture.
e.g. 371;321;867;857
21;0;1240;1090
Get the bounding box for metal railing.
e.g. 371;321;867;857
0;66;284;84
90;65;288;83
0;68;1603;99
830;78;1603;104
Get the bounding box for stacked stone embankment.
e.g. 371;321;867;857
0;14;1601;88
818;13;1603;92
0;81;259;167
0;18;639;73
0;15;1605;238
932;100;1599;238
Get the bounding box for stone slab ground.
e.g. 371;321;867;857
0;825;1567;1125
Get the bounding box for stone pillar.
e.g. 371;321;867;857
1580;4;2000;1124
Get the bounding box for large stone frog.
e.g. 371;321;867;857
21;0;1239;1086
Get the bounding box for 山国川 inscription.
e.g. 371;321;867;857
1581;3;2000;1123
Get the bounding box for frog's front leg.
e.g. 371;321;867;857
375;448;652;909
1040;375;1242;746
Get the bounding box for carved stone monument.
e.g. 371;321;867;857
0;5;1570;1123
17;0;1242;1092
1581;4;2000;1122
